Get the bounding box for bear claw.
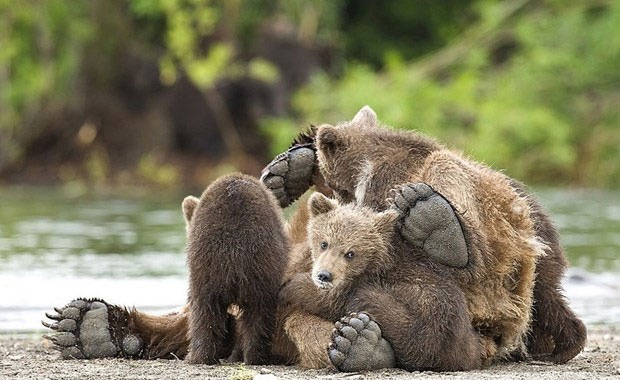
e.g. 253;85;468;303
260;144;316;207
42;298;143;359
328;312;395;372
391;182;469;268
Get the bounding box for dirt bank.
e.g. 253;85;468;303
1;325;618;380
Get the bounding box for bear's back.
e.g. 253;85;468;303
187;174;289;286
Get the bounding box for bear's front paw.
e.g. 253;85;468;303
328;312;395;372
391;182;469;268
260;144;316;208
43;298;142;359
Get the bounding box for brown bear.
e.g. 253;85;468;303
183;173;289;364
261;105;586;363
278;192;486;371
43;106;585;369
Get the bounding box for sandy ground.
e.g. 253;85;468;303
1;325;618;380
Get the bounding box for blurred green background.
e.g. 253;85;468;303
2;0;620;332
2;0;619;190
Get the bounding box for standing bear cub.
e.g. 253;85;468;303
183;173;289;364
278;192;486;371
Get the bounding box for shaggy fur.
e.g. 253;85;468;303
184;173;289;364
308;106;584;360
278;193;485;371
45;106;585;369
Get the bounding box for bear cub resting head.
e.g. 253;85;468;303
306;192;399;291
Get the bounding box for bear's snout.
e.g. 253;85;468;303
313;269;335;290
317;270;333;283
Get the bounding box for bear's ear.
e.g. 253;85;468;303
182;196;200;225
374;209;399;236
352;105;378;127
308;192;338;217
316;125;347;156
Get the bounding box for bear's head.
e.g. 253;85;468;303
306;192;398;291
312;105;440;209
313;106;380;204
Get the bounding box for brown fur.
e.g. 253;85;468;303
183;173;289;364
84;108;583;369
310;107;584;361
128;306;190;359
306;193;398;291
511;179;587;362
278;193;485;371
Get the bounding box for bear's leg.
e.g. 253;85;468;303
391;182;469;268
525;194;586;362
260;143;316;207
43;298;190;359
529;279;586;363
508;179;587;363
236;289;278;365
186;296;235;364
344;283;484;372
236;309;275;365
328;312;395;371
282;310;335;368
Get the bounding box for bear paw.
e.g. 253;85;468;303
391;182;469;268
328;312;395;372
42;298;143;359
260;143;316;208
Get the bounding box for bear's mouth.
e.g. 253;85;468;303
313;277;334;290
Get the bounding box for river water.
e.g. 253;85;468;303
0;187;618;333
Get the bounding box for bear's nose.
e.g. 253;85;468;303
317;270;333;283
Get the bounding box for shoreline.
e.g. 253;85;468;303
1;325;618;379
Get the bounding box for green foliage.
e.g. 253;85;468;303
260;117;302;157
286;0;620;187
137;153;180;187
1;0;619;188
130;0;280;89
275;0;344;43
0;0;91;158
340;0;478;67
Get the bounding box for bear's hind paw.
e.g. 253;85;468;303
43;298;143;359
391;182;469;268
328;312;395;372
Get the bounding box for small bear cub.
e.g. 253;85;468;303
306;192;399;292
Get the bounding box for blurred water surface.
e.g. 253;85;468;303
0;187;618;332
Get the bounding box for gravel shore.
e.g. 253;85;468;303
1;325;618;380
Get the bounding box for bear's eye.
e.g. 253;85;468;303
320;241;329;250
344;251;355;260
